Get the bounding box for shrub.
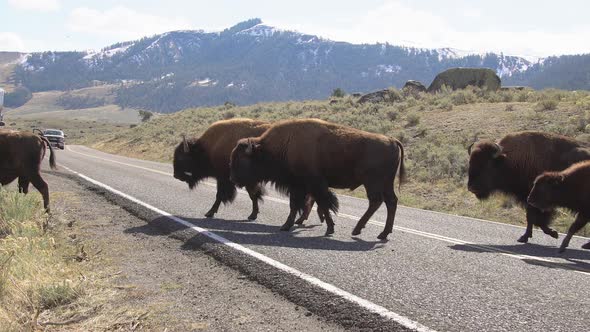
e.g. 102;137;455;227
505;104;515;112
535;99;559;111
223;111;236;119
386;110;398;122
56;93;106;109
3;87;32;108
331;88;345;98
406;113;420;127
450;90;476;105
138;109;153;122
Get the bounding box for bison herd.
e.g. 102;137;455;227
172;118;590;252
2;117;590;252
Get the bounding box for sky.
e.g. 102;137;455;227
1;0;589;57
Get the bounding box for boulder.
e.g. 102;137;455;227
358;89;402;104
427;68;501;93
402;80;427;95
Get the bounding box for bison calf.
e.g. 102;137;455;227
528;161;590;253
230;119;405;240
0;129;56;212
467;131;590;243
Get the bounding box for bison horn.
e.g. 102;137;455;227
182;135;189;153
467;142;475;155
492;143;503;158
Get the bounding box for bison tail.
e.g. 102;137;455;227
40;136;57;170
394;140;406;190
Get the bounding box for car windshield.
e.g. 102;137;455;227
44;130;63;136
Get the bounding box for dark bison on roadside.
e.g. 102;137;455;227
173;119;271;220
428;68;500;93
0;129;56;212
173;118;317;222
230;119;405;240
528;161;590;252
467;131;590;243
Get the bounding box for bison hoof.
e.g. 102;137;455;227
558;246;567;254
582;242;590;250
548;230;559;239
517;235;529;243
377;232;390;240
204;211;215;218
325;227;334;236
294;218;305;225
280;224;292;232
247;213;258;221
351;228;362;236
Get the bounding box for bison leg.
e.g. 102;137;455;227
378;183;399;240
30;173;50;213
519;206;557;243
18;177;30;194
205;178;237;218
307;178;338;235
245;184;263;220
559;214;588;253
352;189;383;235
295;195;315;225
280;185;306;232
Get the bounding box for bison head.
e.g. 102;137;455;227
173;136;209;189
230;138;262;187
467;140;507;199
527;173;564;211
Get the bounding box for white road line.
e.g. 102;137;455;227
65;146;590;275
60;164;436;332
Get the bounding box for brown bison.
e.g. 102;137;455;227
173;118;317;222
467;131;590;243
0;129;56;212
528;161;590;252
230;118;405;240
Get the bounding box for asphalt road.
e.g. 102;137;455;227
48;145;590;332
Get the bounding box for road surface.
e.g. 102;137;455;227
48;145;590;331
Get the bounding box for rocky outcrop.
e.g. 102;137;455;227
427;68;501;93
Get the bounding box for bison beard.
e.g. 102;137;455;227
468;131;590;244
230;119;405;240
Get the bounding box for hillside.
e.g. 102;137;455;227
0;51;25;90
90;87;590;234
12;19;548;113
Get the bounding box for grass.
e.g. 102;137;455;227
0;188;81;330
36;86;590;236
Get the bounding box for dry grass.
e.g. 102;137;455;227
0;189;82;330
65;88;590;235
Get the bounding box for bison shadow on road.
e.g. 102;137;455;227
124;215;387;252
450;243;590;273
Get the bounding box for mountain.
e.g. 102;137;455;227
11;19;589;112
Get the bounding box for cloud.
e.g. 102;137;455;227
8;0;60;11
275;1;590;57
0;32;26;52
67;6;192;41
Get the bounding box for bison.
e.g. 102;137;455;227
0;129;56;212
230;118;405;240
528;161;590;252
173;118;317;222
467;131;590;243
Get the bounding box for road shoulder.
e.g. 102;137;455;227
41;170;347;331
